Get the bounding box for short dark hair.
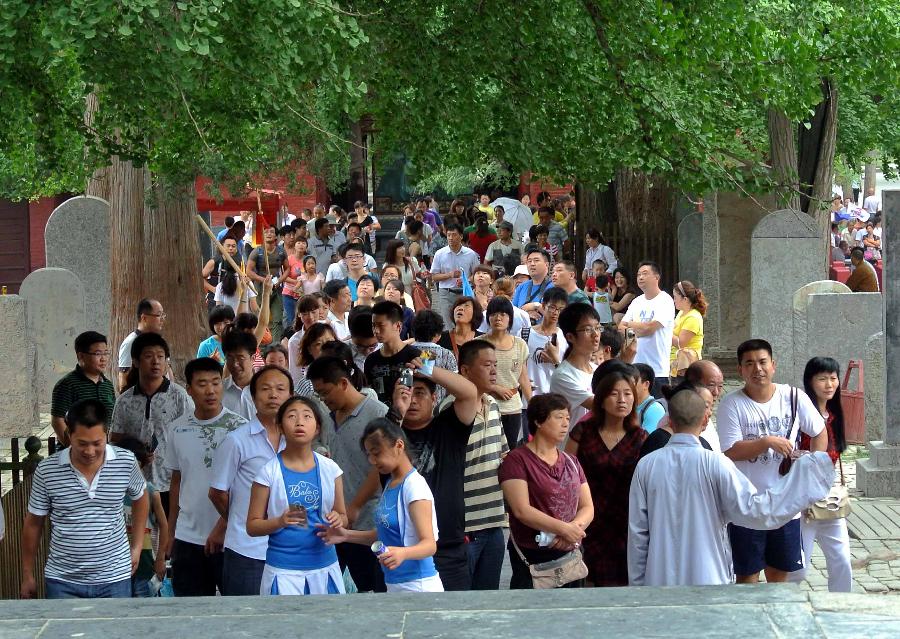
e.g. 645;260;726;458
737;339;773;364
224;216;235;227
372;300;404;324
445;223;464;235
249;365;293;398
850;246;865;260
208;304;236;332
65;399;108;433
314;217;329;234
278;225;295;237
348;222;362;233
600;326;623;357
185;357;224;385
297;295;321;314
234;312;258;331
526;393;570;435
485;296;514;331
633;362;655;386
131;331;170;360
291;218;307;231
340;242;366;258
458;339;494;369
221;329;257;357
450;296;484;328
525;245;550;263
75;331;107;354
558;303;601;359
637;261;661;277
263;344;289;362
541;287;569;307
349;307;375;338
136;298;155;321
411;310;444;342
306;356;353;385
323;279;348;301
115;436;151;466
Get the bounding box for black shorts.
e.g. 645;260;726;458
728;518;803;576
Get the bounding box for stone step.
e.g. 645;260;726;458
856;457;900;497
867;441;900;467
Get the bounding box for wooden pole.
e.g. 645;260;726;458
195;214;246;275
254;188;271;276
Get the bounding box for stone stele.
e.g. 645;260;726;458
19;267;86;409
44;195;110;334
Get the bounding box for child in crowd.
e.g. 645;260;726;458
584;259;609;293
197;305;235;365
117;436;168;598
318;418;443;593
247;396;347;595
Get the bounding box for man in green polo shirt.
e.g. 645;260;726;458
50;331;116;445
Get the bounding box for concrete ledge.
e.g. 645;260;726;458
857;455;900;497
0;585;897;638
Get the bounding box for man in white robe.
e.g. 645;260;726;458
627;388;834;586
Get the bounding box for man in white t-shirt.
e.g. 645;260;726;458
165;357;247;596
718;339;827;585
619;261;675;398
117;298;166;391
862;187;880;215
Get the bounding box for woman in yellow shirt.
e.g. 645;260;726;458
670;280;707;380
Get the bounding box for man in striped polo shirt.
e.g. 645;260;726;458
21;399;148;599
50;331;116;445
457;340;509;590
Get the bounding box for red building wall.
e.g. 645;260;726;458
28;196;69;271
518;173;573;203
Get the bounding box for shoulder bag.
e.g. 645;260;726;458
807;456;852;520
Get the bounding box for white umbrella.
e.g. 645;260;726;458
490;197;533;239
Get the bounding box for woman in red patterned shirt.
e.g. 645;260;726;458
566;368;647;586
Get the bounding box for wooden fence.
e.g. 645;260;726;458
0;436;56;599
593;223;679;290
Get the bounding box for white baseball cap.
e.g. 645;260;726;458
514;265;529;277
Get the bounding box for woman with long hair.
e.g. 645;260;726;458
787;357;852;592
378;265;415;308
670;280;707;380
438;296;484;361
467;214;498;263
478;296;533;449
215;262;259;315
500;393;594;589
381;279;414;339
383;239;421;290
318;418;443;593
247;396;347;595
583;229;617;280
565;369;647;586
609;267;637;324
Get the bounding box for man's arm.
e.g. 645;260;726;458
627;471;649;586
427;366;478;425
209;488;230;518
20;513;45;598
50;417;68;444
723;436;793;462
620;319;663;337
167;470;181;555
246;249;266;283
128;490;150;574
346;466;380;527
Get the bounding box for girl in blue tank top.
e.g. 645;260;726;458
248;396;348;595
317;418;443;592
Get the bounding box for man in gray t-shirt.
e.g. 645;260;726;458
306;356;388;592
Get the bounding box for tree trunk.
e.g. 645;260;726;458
864;156;877;198
797;79;838;269
613;169;675;236
766;108;800;211
88;156;206;381
83;92;111;200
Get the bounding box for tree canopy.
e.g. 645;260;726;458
1;0;897;200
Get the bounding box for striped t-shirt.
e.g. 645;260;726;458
443;394;508;532
28;445;146;584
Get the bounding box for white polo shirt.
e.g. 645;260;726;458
28;445;146;584
210;418;285;560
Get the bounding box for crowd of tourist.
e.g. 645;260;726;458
830;189;883;292
15;192;848;600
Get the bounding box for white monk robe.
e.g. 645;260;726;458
627;434;834;586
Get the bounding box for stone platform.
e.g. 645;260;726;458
2;586;900;638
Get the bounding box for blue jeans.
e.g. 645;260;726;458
46;577;132;599
222;548;266;596
131;576;153;598
282;294;297;332
466;527;505;590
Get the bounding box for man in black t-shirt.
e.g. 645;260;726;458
247;225;289;342
364;301;420;406
389;363;479;591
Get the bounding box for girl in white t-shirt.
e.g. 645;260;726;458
318;418;443;593
550;304;601;430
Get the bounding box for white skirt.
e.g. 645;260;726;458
385;574;444;593
260;561;346;596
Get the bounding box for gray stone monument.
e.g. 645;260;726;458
44;195;111;333
750;209;823;369
0;296;38;436
864;332;884;443
790;280;851;383
677;211;703;286
700;194;721;354
857;189;900;496
19;268;86;408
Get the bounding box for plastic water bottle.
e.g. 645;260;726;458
535;531;556;547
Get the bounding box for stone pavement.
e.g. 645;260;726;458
1;586;899;638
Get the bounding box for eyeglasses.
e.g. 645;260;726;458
544;305;566;314
575;325;602;335
346;254;364;260
84;350;110;358
144;312;167;319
